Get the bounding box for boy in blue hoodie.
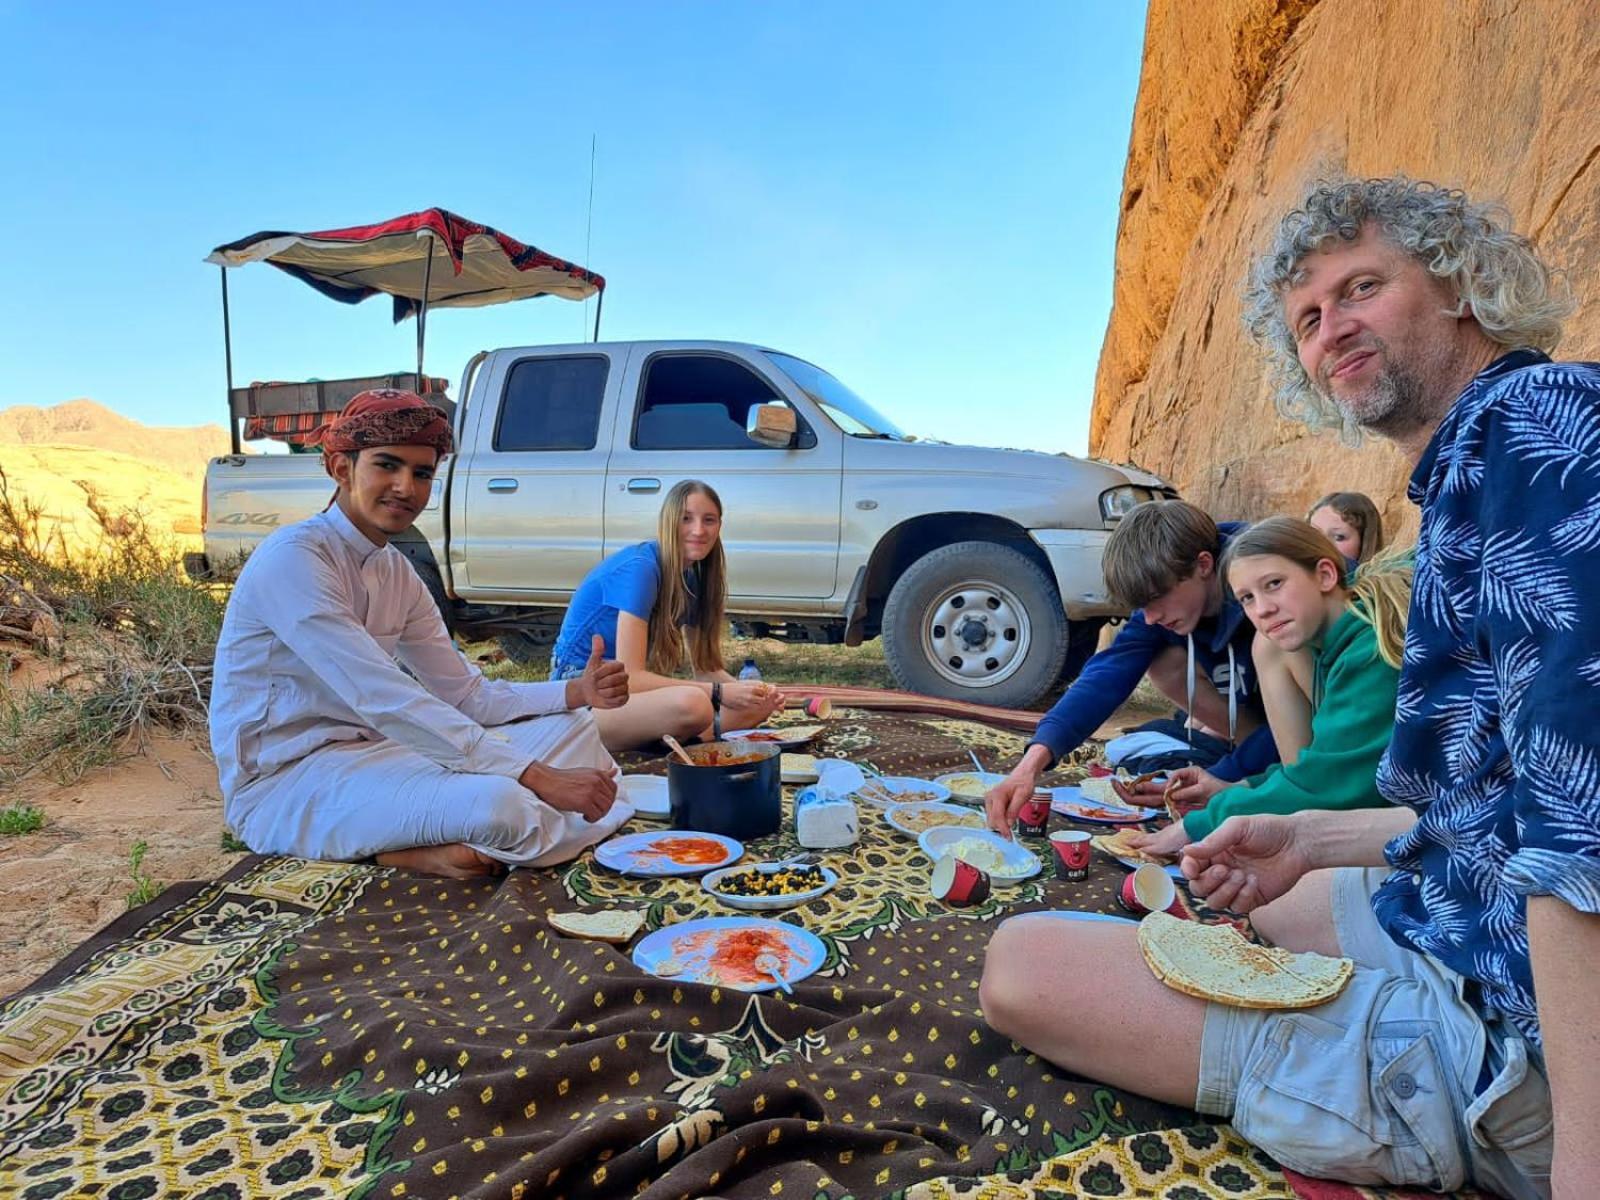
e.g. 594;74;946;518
986;499;1279;831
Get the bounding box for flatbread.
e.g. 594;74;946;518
547;909;645;944
1092;828;1175;866
781;753;820;783
1077;771;1155;805
1137;912;1353;1010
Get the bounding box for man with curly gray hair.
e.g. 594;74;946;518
981;177;1598;1197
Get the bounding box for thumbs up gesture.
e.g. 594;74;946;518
568;633;629;711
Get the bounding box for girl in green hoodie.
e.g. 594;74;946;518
1128;516;1412;858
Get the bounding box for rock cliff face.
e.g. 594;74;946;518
1091;0;1600;543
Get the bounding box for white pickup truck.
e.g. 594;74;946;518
190;340;1174;707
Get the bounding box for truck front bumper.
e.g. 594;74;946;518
1029;528;1123;620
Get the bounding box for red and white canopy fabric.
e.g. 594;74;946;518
206;209;603;321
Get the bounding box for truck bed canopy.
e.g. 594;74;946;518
207;208;604;322
207;209;604;450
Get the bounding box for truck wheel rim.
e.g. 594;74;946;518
920;580;1032;689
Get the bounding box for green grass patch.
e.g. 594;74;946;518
475;636;897;691
220;830;249;853
125;839;162;909
0;801;44;836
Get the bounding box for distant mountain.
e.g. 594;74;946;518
0;399;232;481
0;400;232;550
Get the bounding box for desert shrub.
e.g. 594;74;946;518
0;467;222;784
0;802;44;836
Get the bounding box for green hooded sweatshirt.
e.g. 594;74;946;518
1182;604;1399;841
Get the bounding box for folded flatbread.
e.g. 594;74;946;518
1078;771;1158;807
547;909;645;944
1137;912;1353;1010
1092;828;1175;866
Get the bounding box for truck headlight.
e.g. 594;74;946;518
1099;485;1155;524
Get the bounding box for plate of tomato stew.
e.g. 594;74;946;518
593;831;743;877
633;917;827;992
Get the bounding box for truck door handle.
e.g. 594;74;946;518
487;478;518;493
626;478;661;494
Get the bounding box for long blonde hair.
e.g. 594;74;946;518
1221;516;1412;667
647;480;728;676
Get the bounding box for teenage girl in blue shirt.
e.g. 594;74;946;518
552;479;785;750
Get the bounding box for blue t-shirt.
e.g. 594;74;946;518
1373;349;1600;1049
552;542;662;674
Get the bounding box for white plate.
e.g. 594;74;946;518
883;801;987;837
632;916;827;992
701;862;839;911
1049;785;1161;824
722;726;823;750
852;776;952;807
932;771;1007;803
917;826;1041;884
593;831;743;876
620;774;670;818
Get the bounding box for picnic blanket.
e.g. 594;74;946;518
0;711;1490;1200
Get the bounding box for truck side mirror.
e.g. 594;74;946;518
745;403;797;448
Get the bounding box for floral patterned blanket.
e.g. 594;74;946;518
0;710;1489;1199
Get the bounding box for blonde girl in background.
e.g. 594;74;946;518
551;480;785;750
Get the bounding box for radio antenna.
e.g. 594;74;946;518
584;134;597;342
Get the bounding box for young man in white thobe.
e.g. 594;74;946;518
210;389;633;878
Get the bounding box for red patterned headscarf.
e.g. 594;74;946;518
316;389;454;462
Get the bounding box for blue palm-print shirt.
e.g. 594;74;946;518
1374;349;1600;1048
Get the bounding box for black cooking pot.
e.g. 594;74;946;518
667;741;782;839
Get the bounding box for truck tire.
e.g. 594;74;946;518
1061;617;1108;684
406;559;454;633
497;627;558;665
881;541;1068;709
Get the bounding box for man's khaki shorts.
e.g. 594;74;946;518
1196;867;1553;1199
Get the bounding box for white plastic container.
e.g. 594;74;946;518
793;786;860;849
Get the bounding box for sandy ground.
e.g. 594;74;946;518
0;735;245;998
0;694;1167;1000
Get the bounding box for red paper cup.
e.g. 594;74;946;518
1117;864;1186;917
803;696;833;719
1049;830;1092;880
930;855;992;907
1015;792;1052;837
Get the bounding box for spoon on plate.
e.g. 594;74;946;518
755;951;793;995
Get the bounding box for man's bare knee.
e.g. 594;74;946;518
981;918;1081;1045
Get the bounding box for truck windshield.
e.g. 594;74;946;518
766;352;908;440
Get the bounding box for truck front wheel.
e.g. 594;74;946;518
881;541;1068;709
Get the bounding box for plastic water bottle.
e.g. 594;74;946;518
738;657;762;681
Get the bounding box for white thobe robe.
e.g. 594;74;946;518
209;504;631;866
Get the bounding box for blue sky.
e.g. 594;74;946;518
0;2;1147;455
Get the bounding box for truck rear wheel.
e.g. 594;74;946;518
881;541;1068;709
497;626;558;665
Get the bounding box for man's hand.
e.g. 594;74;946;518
1180;813;1314;913
565;634;629;711
520;761;618;823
